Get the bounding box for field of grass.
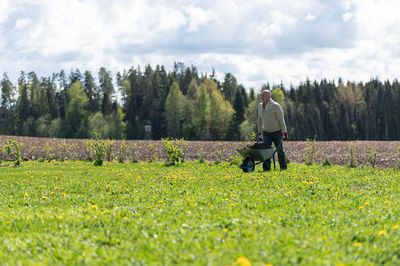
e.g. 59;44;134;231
1;160;400;265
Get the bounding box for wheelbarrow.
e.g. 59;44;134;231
237;138;283;172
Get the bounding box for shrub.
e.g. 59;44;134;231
147;144;158;163
29;146;37;160
69;144;78;161
83;140;95;161
303;137;318;165
347;142;358;168
0;144;4;164
117;140;128;163
42;142;54;162
92;137;106;166
229;150;242;166
214;142;224;164
19;142;26;161
129;143;138;163
365;146;377;168
163;138;184;166
197;146;206;163
105;139;115;162
58;142;71;162
322;158;331;167
4;139;21;167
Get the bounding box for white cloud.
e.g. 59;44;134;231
184;5;216;32
342;12;353;22
304;13;316;21
260;10;297;36
14;18;32;30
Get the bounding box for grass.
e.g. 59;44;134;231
0;160;400;265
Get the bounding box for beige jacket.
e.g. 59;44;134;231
258;99;287;133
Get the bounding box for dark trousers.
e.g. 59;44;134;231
263;130;287;170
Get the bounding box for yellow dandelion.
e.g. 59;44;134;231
359;206;364;210
158;200;164;203
106;184;111;189
265;264;273;266
354;242;362;247
186;210;192;215
209;188;214;191
113;206;119;210
223;228;228;233
393;225;399;230
6;220;11;225
364;202;370;206
146;206;151;209
91;205;98;210
378;230;387;236
62;193;67;197
385;200;390;205
236;256;251;266
123;217;128;220
53;186;58;190
231;203;236;207
287;191;293;196
51;192;55;195
42;196;47;200
57;215;64;219
24;193;29;198
275;185;280;189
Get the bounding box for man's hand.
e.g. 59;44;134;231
258;132;262;137
283;132;288;140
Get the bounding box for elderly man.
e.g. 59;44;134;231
258;90;288;171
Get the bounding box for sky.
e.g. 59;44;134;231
1;0;400;90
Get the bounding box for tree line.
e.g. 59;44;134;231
0;63;399;141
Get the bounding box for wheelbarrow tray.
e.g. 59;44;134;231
237;147;275;162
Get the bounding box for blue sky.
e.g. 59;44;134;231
1;0;399;89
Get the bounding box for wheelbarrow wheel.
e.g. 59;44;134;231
242;157;255;173
263;160;271;172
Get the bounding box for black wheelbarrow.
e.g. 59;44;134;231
237;138;283;172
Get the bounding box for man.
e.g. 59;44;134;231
258;90;288;171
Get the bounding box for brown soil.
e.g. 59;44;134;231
0;135;399;168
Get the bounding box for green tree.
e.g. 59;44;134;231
195;83;211;140
209;89;234;140
99;67;114;116
0;73;16;134
16;72;31;135
84;71;99;113
222;73;238;104
164;82;185;137
65;81;88;138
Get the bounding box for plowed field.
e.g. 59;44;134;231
0;135;399;168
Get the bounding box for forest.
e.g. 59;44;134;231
0;62;399;141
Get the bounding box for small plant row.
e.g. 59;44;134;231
0;137;235;167
302;137;399;169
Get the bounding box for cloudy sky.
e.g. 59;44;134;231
1;0;399;89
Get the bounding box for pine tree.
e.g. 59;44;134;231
99;67;114;116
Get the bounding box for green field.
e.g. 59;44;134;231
1;161;400;265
